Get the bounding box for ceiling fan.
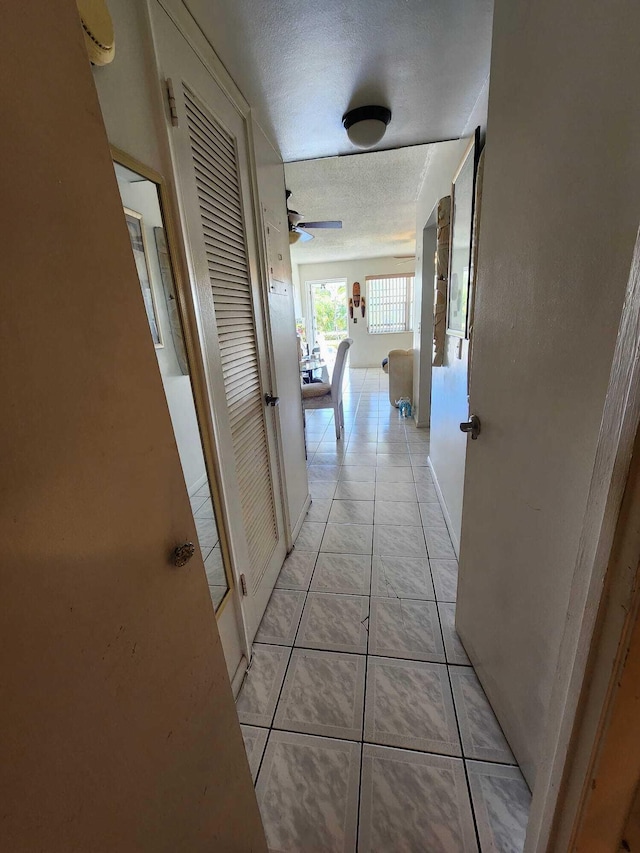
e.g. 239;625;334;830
286;190;342;244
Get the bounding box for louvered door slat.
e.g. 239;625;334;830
196;187;245;230
184;85;277;584
184;96;236;162
201;218;246;250
184;92;237;155
191;151;241;198
192;127;237;181
205;240;248;265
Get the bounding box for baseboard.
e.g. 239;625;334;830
230;653;249;699
427;457;460;558
290;493;312;547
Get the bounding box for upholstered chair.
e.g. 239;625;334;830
382;348;414;407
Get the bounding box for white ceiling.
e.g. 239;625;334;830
183;0;494;162
286;145;436;264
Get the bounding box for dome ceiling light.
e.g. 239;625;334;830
342;105;392;149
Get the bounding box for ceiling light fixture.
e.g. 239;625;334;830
342;105;392;149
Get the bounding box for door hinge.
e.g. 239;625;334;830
165;77;179;127
240;573;248;596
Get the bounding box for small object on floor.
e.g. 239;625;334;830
397;397;412;418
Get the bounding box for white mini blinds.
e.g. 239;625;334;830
366;274;414;334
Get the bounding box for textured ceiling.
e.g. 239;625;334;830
286;145;435;264
183;0;493;161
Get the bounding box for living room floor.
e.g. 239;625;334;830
236;367;531;852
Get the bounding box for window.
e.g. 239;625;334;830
366;273;414;334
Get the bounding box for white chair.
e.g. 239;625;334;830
301;338;353;439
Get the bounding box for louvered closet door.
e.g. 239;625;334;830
184;88;277;577
153;4;286;644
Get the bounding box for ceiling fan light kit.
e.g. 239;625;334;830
286;189;342;244
342;105;392;149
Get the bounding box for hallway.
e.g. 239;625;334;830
236;367;531;851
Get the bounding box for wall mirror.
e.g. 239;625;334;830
112;150;231;612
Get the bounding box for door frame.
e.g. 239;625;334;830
146;0;289;648
111;145;237;620
305;277;349;358
559;423;640;850
525;224;640;850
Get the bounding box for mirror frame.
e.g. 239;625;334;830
111;145;235;617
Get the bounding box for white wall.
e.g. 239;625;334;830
251;119;310;538
413;139;471;545
295;257;414;369
456;0;640;787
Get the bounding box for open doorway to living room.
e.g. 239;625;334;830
305;278;348;373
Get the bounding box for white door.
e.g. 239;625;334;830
151;5;286;641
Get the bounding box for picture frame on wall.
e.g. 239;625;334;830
124;207;163;348
446;131;479;338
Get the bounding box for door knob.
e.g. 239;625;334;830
264;393;280;407
460;414;481;440
173;542;196;567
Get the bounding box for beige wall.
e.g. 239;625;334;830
0;1;265;848
296;257;414;369
457;0;640;788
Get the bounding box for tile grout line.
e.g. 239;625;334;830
435;601;484;850
251;722;520;768
254;373;467;845
354;405;371;849
252;548;321;787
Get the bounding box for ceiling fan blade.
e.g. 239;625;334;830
294;226;314;243
299;221;342;229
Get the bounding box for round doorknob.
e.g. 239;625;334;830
173;542;196;567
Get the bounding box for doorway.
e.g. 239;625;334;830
306;278;348;371
151;0;287;650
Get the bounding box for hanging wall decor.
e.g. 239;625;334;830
352;281;361;308
361;297;366;318
349;297;354;319
433;195;451;367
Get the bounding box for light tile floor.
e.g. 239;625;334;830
191;479;227;608
237;367;531;852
